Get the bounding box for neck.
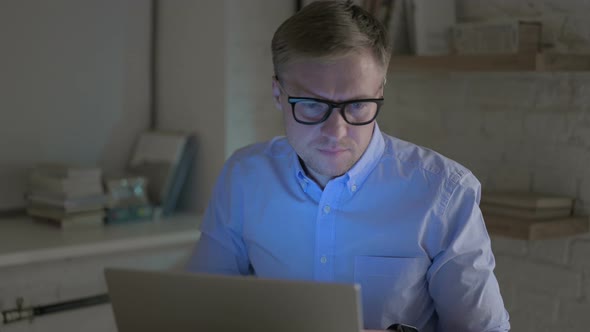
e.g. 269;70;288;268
299;157;333;189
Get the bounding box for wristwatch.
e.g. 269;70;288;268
386;323;419;332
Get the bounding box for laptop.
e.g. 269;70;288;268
105;268;364;332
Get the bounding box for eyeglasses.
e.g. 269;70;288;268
277;80;384;126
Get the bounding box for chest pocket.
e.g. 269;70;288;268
354;255;431;330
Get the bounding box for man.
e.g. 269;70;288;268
187;1;510;331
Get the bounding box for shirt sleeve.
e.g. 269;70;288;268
185;160;251;276
427;172;511;332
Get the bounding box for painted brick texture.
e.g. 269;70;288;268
382;1;590;330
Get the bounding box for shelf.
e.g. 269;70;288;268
485;215;589;240
389;53;590;72
0;213;201;268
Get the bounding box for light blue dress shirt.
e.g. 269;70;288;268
187;124;510;332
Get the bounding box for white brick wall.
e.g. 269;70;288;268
528;238;571;265
380;1;590;330
490;236;590;330
495;255;583;298
513;290;559;325
570;240;590;270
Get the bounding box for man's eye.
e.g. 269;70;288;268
299;102;326;113
302;102;323;110
349;102;367;111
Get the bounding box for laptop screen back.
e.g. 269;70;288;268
105;268;363;332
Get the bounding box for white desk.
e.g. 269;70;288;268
0;213;201;268
0;213;201;332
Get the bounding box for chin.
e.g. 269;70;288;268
300;149;358;177
315;161;354;178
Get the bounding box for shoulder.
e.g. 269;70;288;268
381;134;467;177
380;133;481;211
223;136;292;173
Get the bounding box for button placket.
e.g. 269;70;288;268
316;201;333;280
314;182;344;282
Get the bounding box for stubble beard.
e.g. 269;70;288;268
301;144;358;179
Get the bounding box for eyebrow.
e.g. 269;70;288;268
275;75;385;101
288;96;383;105
287;85;383;102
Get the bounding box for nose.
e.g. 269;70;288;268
320;108;347;139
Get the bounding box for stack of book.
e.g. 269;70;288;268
26;163;106;229
481;191;589;239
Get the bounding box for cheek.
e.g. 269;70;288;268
356;124;375;149
284;116;317;150
345;124;374;152
285;121;308;144
282;109;296;137
283;111;298;140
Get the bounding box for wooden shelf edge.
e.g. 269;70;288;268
485;215;590;240
389;53;590;72
537;53;590;71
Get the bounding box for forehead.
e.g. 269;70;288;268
279;50;385;100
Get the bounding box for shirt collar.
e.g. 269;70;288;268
343;122;385;193
292;123;385;194
294;155;311;193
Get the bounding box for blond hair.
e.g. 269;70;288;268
271;0;392;78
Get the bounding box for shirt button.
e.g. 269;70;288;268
320;256;327;264
351;185;357;192
323;205;331;214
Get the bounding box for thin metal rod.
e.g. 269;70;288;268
33;294;110;316
2;294;110;325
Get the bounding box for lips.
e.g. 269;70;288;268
318;148;348;155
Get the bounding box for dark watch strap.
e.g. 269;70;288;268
386;323;419;332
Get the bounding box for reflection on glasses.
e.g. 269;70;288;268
287;97;384;125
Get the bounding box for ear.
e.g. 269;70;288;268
271;77;283;111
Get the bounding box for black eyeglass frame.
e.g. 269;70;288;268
287;96;384;126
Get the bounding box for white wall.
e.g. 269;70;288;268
379;1;590;330
0;0;291;214
225;0;291;157
157;0;291;213
156;0;227;214
0;0;152;210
